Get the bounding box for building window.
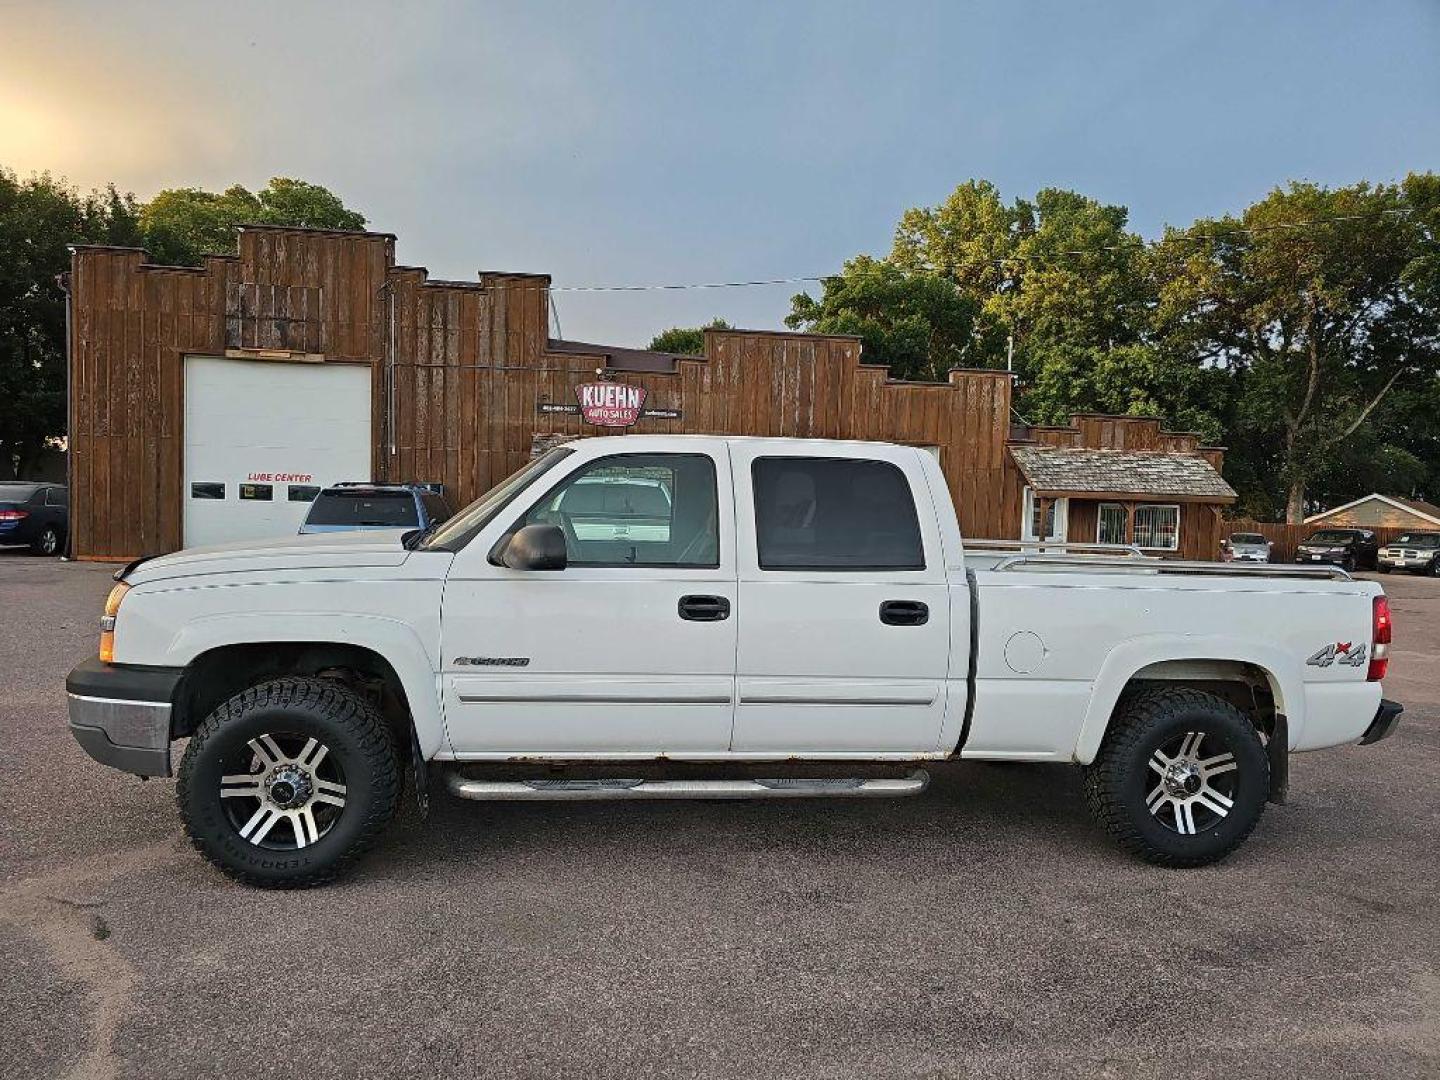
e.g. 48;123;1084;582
190;482;225;500
1021;488;1067;542
239;484;274;501
1095;503;1181;549
1097;503;1128;545
1134;504;1180;550
288;485;321;502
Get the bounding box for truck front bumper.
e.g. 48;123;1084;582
66;658;184;777
1360;699;1403;746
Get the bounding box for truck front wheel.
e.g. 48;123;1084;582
177;677;401;888
1082;688;1269;867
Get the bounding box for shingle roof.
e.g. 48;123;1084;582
1009;445;1237;500
1395;496;1440;522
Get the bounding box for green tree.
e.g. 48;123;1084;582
889;181;1188;425
647;318;730;355
141;177;367;266
785;257;978;382
0;168;143;477
1154;179;1438;522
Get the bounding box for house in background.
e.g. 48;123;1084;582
1305;494;1440;530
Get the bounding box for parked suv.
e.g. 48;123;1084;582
1294;528;1378;571
299;483;453;535
1377;531;1440;575
0;482;68;555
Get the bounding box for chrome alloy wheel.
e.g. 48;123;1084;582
1145;730;1238;836
219;734;347;849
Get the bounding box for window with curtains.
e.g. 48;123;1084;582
1133;504;1180;550
1097;503;1181;549
1097;504;1129;545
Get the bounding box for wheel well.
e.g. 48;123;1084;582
1120;659;1281;738
173;642;414;750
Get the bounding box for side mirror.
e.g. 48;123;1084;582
495;523;568;571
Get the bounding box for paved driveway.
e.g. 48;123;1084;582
0;553;1436;1079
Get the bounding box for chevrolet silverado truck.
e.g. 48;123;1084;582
66;436;1403;887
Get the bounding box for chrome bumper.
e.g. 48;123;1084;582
65;657;183;778
68;694;173;777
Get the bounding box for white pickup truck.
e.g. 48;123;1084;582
67;436;1402;887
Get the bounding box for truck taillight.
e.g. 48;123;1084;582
1368;595;1392;682
99;582;130;663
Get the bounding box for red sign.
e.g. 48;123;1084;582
246;472;314;483
576;382;647;427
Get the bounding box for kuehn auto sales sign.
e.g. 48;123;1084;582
576;381;647;427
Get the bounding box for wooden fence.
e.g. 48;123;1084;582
1222;520;1414;562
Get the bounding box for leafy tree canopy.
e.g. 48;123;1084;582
785;257;979;383
647;318;730;355
141;177;366;266
1154;178;1438;519
0;168;143;477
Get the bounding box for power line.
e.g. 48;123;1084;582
510;207;1416;295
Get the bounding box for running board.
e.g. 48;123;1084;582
443;769;930;802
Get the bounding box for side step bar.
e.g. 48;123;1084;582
444;769;930;802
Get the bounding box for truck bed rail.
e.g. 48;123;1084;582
984;552;1353;581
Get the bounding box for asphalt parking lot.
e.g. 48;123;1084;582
0;553;1436;1080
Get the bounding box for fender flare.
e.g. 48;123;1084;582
1072;634;1303;764
164;612;449;759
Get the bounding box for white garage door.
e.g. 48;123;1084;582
184;356;373;548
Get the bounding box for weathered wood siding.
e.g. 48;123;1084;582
68;227;1021;559
69;225;1238;561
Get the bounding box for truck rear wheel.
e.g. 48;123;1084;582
177;677;401;888
1082;687;1268;867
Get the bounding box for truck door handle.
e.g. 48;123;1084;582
678;595;731;622
879;600;929;626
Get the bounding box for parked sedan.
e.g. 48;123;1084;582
1221;531;1272;563
1377;531;1440;575
0;482;68;555
1294;528;1378;571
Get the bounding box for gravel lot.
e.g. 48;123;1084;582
1;551;1436;1079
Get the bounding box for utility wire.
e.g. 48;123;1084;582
478;207;1419;296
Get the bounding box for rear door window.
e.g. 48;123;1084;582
752;457;924;571
306;490;418;527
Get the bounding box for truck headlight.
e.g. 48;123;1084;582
99;582;130;663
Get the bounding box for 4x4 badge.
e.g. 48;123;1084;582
1307;642;1368;668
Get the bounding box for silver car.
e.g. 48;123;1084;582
1221;531;1272;563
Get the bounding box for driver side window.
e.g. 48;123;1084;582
521;453;719;568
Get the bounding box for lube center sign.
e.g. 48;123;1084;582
576;381;647;427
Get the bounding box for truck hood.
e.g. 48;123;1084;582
124;529;414;584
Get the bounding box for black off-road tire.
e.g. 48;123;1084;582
177;677;401;888
1082;687;1269;868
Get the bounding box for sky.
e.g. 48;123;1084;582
2;0;1437;346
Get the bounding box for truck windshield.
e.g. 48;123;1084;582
1395;533;1440;547
420;447;574;550
1308;530;1358;543
307;490;417;527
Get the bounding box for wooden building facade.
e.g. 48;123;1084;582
66;225;1232;560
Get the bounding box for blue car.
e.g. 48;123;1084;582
299;483;453;536
0;482;68;555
